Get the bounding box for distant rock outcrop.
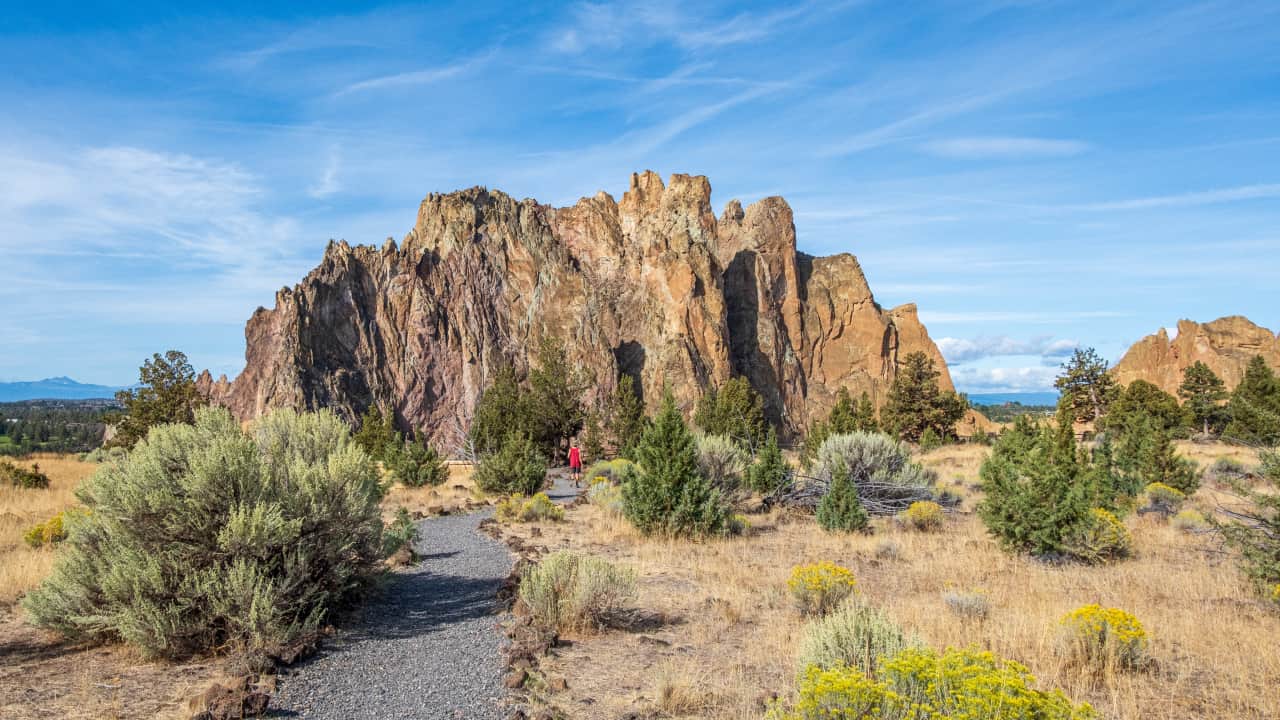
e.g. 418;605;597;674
1112;316;1280;394
201;172;967;444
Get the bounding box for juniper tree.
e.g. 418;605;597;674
1225;355;1280;445
624;390;729;537
1102;380;1183;434
745;426;789;493
106;350;206;449
1179;361;1228;435
816;460;869;533
606;374;647;460
527;336;588;460
853;391;879;433
694;376;767;450
880;352;967;442
353;404;399;461
1054;347;1118;425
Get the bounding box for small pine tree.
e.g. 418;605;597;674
1138;427;1199;495
1225;355;1280;445
1179;361;1228;435
881;352;967;442
745;426;789;493
353;405;399;461
526;336;588;460
816;461;869;533
694;376;767;450
827;388;859;435
853;391;879;433
606;374;647;460
624;391;729;537
387;434;449;488
580;410;606;465
470;365;530;456
473;433;547;496
1102;380;1183;434
106;350;206;449
977;410;1099;559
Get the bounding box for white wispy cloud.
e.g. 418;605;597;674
334;52;494;97
950;365;1061;393
308;146;342;198
1077;183;1280;211
936;335;1077;364
920;310;1128;324
549;2;815;54
920;136;1090;159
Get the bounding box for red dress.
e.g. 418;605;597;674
568;447;582;470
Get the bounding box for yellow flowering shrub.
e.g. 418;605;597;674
789;562;858;616
23;511;70;548
1059;604;1148;670
903;501;944;532
774;648;1096;719
1270;583;1280;606
1170;509;1209;533
1065;509;1131;564
495;492;564;523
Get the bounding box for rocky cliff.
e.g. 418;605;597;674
200;171;961;444
1112;316;1280;394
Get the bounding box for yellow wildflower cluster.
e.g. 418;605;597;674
1059;604;1148;669
788;561;858;616
1142;482;1185;504
903;501;944;532
1271;583;1280;604
23;510;74;548
1065;508;1131;564
776;648;1097;720
495;492;565;523
590;475;610;487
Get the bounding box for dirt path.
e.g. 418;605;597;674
270;472;576;719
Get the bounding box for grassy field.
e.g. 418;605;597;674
501;441;1279;720
0;454;97;605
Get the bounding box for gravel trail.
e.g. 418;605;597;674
271;472;577;719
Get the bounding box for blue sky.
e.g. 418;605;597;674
2;1;1278;393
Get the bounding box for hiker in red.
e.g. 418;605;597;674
568;441;583;487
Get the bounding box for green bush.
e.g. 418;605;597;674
1;459;50;489
382;506;419;560
1217;456;1280;603
24;511;72;548
473;433;547;496
352;404;399;461
495;492;564;523
1140;482;1185;516
586;480;625;516
694;376;767;449
816;461;869;533
745;426;790;493
797;602;918;676
1064;508;1132;564
583;457;640;485
815;432;934;514
386;436;449;488
518;550;635;633
623;391;730;537
978;414;1107;562
696;434;749;491
1171;509;1209;533
82;446;128;464
22;407;386;662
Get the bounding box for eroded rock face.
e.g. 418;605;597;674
1112;316;1280;394
203;172;957;443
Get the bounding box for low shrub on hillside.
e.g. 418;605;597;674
775;647;1097;720
902;500;944;532
1139;482;1185;516
942;588;990;622
814;432;934;515
495;492;564;523
382;506;419;563
1171;508;1209;533
583;458;640;485
789;561;858;617
1065;509;1132;564
518;550;635;634
474;433;546;496
696;434;749;492
1059;604;1149;671
797;602;918;676
1;459;50;489
23;407;387;663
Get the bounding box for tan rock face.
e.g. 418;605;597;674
1112;316;1280;394
204;172;958;443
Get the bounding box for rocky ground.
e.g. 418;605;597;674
270;473;577;720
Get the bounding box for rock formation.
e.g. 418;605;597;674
1112;316;1280;394
200;171;964;445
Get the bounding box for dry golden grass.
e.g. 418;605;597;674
508;441;1278;720
379;462;487;521
0;454;97;605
